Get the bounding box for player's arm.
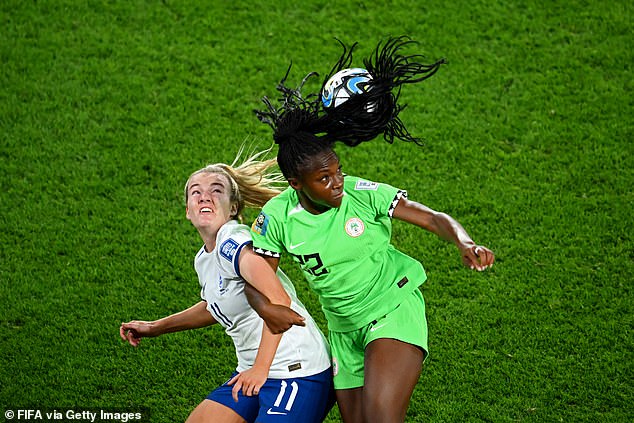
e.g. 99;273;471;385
392;197;495;271
120;301;216;347
239;247;305;334
228;249;300;398
227;319;282;400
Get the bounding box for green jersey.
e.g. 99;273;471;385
251;175;426;332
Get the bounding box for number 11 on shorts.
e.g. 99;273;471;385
274;381;298;411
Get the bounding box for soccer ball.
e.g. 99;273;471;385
321;68;373;109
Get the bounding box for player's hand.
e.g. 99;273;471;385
461;244;495;271
228;366;268;402
119;320;157;347
260;303;306;334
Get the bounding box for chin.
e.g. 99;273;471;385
329;198;343;208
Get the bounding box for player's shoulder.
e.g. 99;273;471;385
218;220;251;244
344;175;389;203
215;221;252;268
260;186;296;218
345;175;381;192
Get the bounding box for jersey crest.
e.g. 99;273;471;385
345;217;365;237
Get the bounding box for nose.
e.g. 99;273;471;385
199;190;212;202
333;173;344;190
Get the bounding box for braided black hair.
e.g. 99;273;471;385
254;65;335;180
322;35;447;146
254;36;446;178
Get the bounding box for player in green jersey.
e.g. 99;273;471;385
248;37;495;423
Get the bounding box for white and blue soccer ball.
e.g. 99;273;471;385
321;68;373;109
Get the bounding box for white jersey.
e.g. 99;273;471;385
195;220;331;379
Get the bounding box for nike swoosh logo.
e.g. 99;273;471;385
266;409;288;415
289;242;306;250
370;323;388;332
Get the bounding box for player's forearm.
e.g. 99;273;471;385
252;323;283;373
244;283;291;318
394;198;475;249
153;301;216;335
430;212;476;249
245;283;271;313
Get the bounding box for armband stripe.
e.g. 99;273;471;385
388;190;408;217
233;241;252;278
253;247;281;258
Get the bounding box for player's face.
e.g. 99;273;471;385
291;150;344;213
185;172;237;234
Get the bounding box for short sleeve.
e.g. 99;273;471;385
350;177;408;218
250;208;284;258
216;224;253;278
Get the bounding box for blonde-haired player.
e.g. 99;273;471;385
120;151;333;423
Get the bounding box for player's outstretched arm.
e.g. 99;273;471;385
392;197;495;271
120;301;216;347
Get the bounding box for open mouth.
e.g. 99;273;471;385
200;207;213;214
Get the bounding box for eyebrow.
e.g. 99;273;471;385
189;182;226;192
315;163;341;175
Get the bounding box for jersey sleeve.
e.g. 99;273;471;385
350;176;408;218
250;207;285;258
216;224;253;279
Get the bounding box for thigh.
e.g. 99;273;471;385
363;338;424;423
186;399;247;423
207;377;260;423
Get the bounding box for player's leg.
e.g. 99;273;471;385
335;387;363;423
363;338;424;423
361;289;428;423
196;375;259;423
328;331;366;423
185;399;247;423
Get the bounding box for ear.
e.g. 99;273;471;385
288;178;302;191
230;202;238;217
185;206;192;221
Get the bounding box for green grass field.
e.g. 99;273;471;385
1;0;632;422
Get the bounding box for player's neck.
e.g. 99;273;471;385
197;227;218;253
297;193;331;215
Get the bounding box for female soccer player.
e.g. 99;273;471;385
120;154;334;423
249;37;495;423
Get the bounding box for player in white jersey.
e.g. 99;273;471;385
120;154;333;423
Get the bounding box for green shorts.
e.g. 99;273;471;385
329;288;428;390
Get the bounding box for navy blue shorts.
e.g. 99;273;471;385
207;368;335;423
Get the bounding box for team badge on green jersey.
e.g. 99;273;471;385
252;212;269;235
345;217;365;237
